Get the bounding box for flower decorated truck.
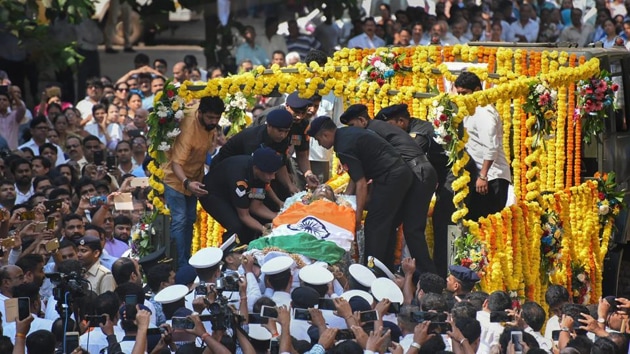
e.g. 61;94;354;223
147;44;630;306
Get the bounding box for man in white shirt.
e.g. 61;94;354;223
543;285;570;340
348;17;386;49
18;116;65;166
476;291;512;353
80;291;126;354
455;72;511;222
511;4;540;42
10;158;33;205
522;302;553;352
3;283;54;344
0;265;25;325
75;77;104;126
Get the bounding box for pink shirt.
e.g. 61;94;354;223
0;105;25;149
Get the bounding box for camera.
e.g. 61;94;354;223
46;271;89;298
215;271;240;292
195;281;208;296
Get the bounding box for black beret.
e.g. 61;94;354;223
374;104;410;121
339;104;369;125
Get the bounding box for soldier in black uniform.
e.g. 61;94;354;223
253;92;320;190
200;147;284;243
210;109;295;209
375;103;458;278
307;116;414;271
340;104;438;274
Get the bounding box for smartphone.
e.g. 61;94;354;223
33;222;48;232
93;150;104;166
64;332;80;352
359;310;379;323
130;177;150;188
146;328;163;336
260;305;278;319
45;238;60;252
172;316;195;330
490;311;512;323
43;199;63;212
318;298;336;311
428;322;452;334
18;297;29;321
125;294;138;307
293;308;312;321
46;216;57;230
248;314;268;324
389;302;401;314
106;155;117;170
269;339;280;354
85;314;106;327
20;211;36;220
89;195;107;206
551;330;560;341
335;329;355;340
511;331;523;354
1;237;16;248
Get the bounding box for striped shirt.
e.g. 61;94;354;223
286;34;322;60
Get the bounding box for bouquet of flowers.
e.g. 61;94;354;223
223;92;256;137
523;80;558;149
130;223;155;259
540;210;563;275
571;262;591;304
577;71;619;144
593;171;626;226
359;48;405;87
147;80;185;164
453;232;488;274
428;94;459;164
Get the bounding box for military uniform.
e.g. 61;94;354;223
333;127;413;270
210;124;291;168
201;155;272;243
362;119;438;274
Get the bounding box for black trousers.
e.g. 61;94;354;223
364;164;413;271
467;178;510;222
199;194;266;244
395;160;438;274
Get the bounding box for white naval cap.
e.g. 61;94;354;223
371;278;404;303
299;264;334;285
189;247;223;269
261;256;294;275
349;263;377;287
368;256;396;281
154;284;189;304
340;289;374;306
248;323;283;341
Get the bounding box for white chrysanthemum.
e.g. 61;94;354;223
437;106;444;113
174;110;184;120
157;142;171;151
219;116;232;127
535;84;545;94
156;106;168;118
166;128;181;138
598;204;610;215
432;100;439;107
436;125;447;136
387;52;395;59
577;273;586;283
360;71;368;80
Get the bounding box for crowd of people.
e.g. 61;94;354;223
0;0;629;353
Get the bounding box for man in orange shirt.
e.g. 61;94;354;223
162;96;225;267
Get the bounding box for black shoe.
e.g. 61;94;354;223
123;47;136;53
105;47;118;54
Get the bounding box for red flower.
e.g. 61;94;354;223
439;114;448;122
443;135;452;143
393;63;400;70
599;192;605;200
612;83;619;91
159;118;167;125
585;88;593;94
370;71;378;79
461;258;472;267
167;90;175;98
376;78;385;86
433;119;441;127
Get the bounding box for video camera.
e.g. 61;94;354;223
46;271;89;298
215;271;240;292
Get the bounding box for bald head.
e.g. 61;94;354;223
0;265;25;296
134;108;149;128
172;62;189;83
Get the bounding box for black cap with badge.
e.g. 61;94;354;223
286;91;313;109
138;247;172;276
374;104;410;121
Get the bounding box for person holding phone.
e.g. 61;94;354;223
162;96;224;268
2;283;54;342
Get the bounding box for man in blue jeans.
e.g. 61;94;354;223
162;96;225;268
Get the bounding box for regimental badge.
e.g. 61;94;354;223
235;180;248;197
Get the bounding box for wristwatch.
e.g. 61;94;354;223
410;342;422;350
560;327;571;332
597;318;606;324
478;175;488;181
183;178;191;190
